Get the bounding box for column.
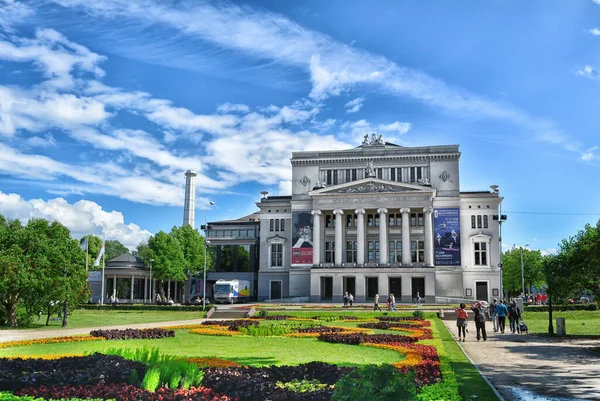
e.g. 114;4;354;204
400;208;411;265
130;274;134;302
355;208;366;265
378;208;389;264
113;274;117;299
333;209;344;265
424;206;434;266
144;276;148;303
312;210;322;265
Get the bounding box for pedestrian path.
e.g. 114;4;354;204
442;320;600;401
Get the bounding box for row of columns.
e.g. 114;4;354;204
312;207;434;266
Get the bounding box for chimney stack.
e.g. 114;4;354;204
183;170;197;227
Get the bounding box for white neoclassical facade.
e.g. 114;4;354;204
254;135;503;303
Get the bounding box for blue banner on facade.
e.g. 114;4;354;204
433;208;461;266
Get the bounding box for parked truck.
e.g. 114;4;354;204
212;279;252;304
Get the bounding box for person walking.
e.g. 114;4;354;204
455;302;468;342
348;293;354;306
416;292;422;306
495;299;508;334
389;293;397;311
471;301;487;341
490;298;498;332
374;294;382;311
343;292;348;307
508;299;522;334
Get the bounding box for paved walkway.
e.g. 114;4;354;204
442;320;600;401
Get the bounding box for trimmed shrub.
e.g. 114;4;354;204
89;328;175;340
524;303;598;312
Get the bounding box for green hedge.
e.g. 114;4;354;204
77;304;209;312
524;303;598;312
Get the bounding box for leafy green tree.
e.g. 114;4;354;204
502;247;544;297
146;231;186;300
170;225;209;275
105;239;129;262
81;235;103;270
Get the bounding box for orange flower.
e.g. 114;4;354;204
0;336;104;349
189;328;245;336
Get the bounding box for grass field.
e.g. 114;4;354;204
0;309;206;330
522;310;600;336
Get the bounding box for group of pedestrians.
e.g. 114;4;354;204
455;298;523;341
343;292;354;306
373;293;397;311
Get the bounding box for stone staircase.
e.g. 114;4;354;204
208;307;253;319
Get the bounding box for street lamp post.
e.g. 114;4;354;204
203;201;215;310
519;244;529;298
491;185;507;301
149;259;154;303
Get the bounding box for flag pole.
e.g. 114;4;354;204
101;252;105;305
85;235;89;272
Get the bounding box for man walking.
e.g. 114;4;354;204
495;299;508;334
471;301;487;341
490;298;498;332
508;299;522;334
374;294;382;311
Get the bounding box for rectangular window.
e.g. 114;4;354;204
280;219;285;231
270;219;274;231
326;170;332;185
483;215;488;229
418;213;424;226
389;240;402;262
411;240;425;263
346;241;357;263
389;214;395;227
367;241;380;263
417;167;422;180
477;215;482;229
271;243;283;267
374;214;380;227
345;169;350;183
410;167;416;183
346;214;356;227
390;168;396;181
474;242;487;265
367;214;375;227
398;168;403;182
275;219;280;231
352;169;357;181
326;215;334;228
333;170;338;185
325;241;335;263
471;216;476;229
377;168;383;179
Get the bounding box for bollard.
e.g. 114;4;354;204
556;317;566;336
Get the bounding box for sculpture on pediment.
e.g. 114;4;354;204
365;159;376;177
417;178;430;186
363;134;369;146
335;182;404;193
361;133;385;146
377;134;384;144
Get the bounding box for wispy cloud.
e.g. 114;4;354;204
576;65;600;80
45;0;586;156
217;103;250;114
379;121;411;135
345;97;364;113
0;191;152;249
590;27;600;36
0;0;33;33
581;146;598;161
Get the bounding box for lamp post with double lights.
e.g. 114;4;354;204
491;185;507;300
515;244;529;298
202;201;215;310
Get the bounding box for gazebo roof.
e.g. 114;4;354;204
108;253;144;263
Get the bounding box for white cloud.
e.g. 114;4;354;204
576;65;600;80
0;191;152;250
277;180;292;195
345;97;365;113
46;0;584;156
590;28;600;36
217;103;250;114
379;121;412;135
25;133;57;147
581;146;598;161
0;0;33;33
540;248;558;256
594;0;600;5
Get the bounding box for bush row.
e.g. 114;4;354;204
201;320;258;331
524;303;598;312
0;355;145;391
376;316;425;322
317;333;419;345
77;304;209;312
89;328;175;340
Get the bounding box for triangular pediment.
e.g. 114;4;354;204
309;178;435;196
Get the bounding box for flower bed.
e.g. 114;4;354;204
0;354;145;392
357;322;433;340
185;357;243;369
203;362;353;401
0;335;104;349
89;328;175;340
14;383;234;401
201;320;258;331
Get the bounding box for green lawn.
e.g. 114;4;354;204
0;309;206;331
0;328;403;367
523;310;600;336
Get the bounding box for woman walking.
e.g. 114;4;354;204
455;303;468;342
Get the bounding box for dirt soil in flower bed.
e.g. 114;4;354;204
0;354;145;392
443;319;600;401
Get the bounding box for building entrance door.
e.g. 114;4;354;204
270;281;281;300
366;277;378;300
411;277;425;301
343;277;356;298
320;277;333;300
388;277;401;299
476;281;488;302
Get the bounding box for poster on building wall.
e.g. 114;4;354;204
433;208;461;266
292;211;313;264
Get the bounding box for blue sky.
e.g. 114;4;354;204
1;0;599;253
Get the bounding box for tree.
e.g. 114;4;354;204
145;231;186;299
170;225;209;275
81;235;103;270
502;247;545;297
0;215;88;327
105;240;129;262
